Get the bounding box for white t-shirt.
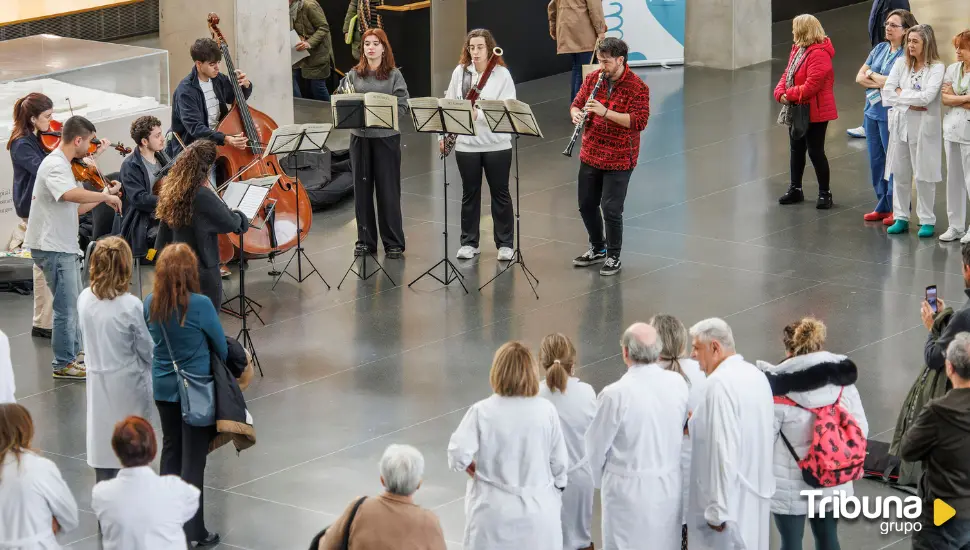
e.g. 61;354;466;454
23;148;82;254
199;78;221;130
943;62;970;145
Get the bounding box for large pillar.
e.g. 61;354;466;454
158;0;294;125
431;0;466;98
685;0;771;70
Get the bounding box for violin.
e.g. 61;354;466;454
40;119;132;190
207;13;313;258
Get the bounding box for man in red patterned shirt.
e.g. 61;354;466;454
569;38;650;276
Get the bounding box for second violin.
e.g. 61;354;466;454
41;119;132;190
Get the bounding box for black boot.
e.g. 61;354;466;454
778;185;804;205
816;191;833;210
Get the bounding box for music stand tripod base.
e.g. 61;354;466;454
337;249;396;289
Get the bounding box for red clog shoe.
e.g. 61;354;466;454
883;214;895;226
863;211;891;222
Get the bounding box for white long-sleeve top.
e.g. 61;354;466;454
0;329;14;403
442;64;515;153
92;466;200;550
882;58;946;182
0;451;79;550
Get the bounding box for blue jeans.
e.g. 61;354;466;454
773;513;840;550
569;52;593;102
292;69;331;102
864;114;893;213
913;508;970;549
31;250;82;370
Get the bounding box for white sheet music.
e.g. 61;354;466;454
506;99;543;137
476;100;515;133
223;178;275;222
238;187;270;221
264;123;332;157
408;97;444;132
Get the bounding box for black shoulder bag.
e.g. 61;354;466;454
307;496;366;550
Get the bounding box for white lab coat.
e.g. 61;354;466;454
447;394;568;550
539;377;597;550
0;451;79;550
586;363;690;550
687;355;775;550
672;358;708;524
77;289;154;469
0;328;14;403
883;58;945;183
92;466;200;550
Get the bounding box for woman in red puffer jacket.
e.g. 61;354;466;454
774;14;838;209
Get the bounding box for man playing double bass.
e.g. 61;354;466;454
167;38;253;158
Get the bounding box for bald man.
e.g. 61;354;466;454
586;323;690;550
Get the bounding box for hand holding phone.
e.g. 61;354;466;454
926;285;938;314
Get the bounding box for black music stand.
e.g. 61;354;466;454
407;101;475;292
478;103;542;299
220;179;277;376
332;97;397;287
267;125;331;291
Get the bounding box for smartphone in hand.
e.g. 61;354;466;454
926;285;938;313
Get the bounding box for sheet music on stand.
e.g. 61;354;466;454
222;177;277;229
407;98;476;136
263;124;332;157
477;99;543;137
332;93;399;130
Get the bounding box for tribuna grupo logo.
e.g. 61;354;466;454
801;490;956;535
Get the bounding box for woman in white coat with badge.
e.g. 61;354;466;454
884;24;946;238
537;334;596;550
941;30;970;243
448;341;569;550
78;237;154;484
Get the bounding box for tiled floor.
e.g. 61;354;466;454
5;1;969;548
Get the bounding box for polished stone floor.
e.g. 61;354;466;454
4;1;969;548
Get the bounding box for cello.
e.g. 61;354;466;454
206;13;313;257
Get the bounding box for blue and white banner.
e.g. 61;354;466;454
602;0;685;66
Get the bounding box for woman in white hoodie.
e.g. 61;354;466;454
883;24;946;238
649;314;707;550
759;318;868;550
537;333;596;550
441;29;516;262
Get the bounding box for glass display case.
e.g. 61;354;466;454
0;34;169;141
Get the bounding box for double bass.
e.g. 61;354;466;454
206;13;313;257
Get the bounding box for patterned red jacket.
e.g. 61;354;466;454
571;67;650;171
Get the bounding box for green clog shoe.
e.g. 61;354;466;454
887;220;909;234
918;224;935;238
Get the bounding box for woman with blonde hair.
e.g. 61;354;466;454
774;14;838;209
78;236;154;483
448;341;568;550
0;403;79;549
537;333;596;550
757;318;869;550
884;24;946;238
649;314;707;549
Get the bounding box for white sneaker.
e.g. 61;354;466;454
497;247;514;262
940;227;966;242
846;126;866;138
961;232;970;244
456;246;480;259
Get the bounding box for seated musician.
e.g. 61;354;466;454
120;116;165;259
167;38;252;158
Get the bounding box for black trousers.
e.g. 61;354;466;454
456;149;514;249
199;265;222;310
577;162;633;257
790;121;830;192
156;400;215;543
350;134;405;252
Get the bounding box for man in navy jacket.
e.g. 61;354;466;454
166;38;253;158
120;115;166;258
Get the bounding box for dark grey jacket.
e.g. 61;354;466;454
924;289;970;372
154;187;247;269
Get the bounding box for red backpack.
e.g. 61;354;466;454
774;389;867;488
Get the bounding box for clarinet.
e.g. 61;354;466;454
563;71;607;157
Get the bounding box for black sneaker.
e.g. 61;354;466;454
31;326;52;339
573;249;607;267
778;186;804;205
385;247;404;259
599;255;622;276
354;244;376;257
816;191;833;210
194;532;220;547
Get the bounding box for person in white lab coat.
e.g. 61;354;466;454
78;237;154;483
649;314;708;550
941;31;970;244
586;322;689;550
92;416;200;550
0;328;14;403
537;333;596;550
884;24;946;238
757;318;868;550
687;318;775;550
0;403;79;550
448;341;569;550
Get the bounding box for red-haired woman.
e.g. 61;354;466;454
338;28;410;259
941;30;970;242
7;93;55;339
92;416;200;548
